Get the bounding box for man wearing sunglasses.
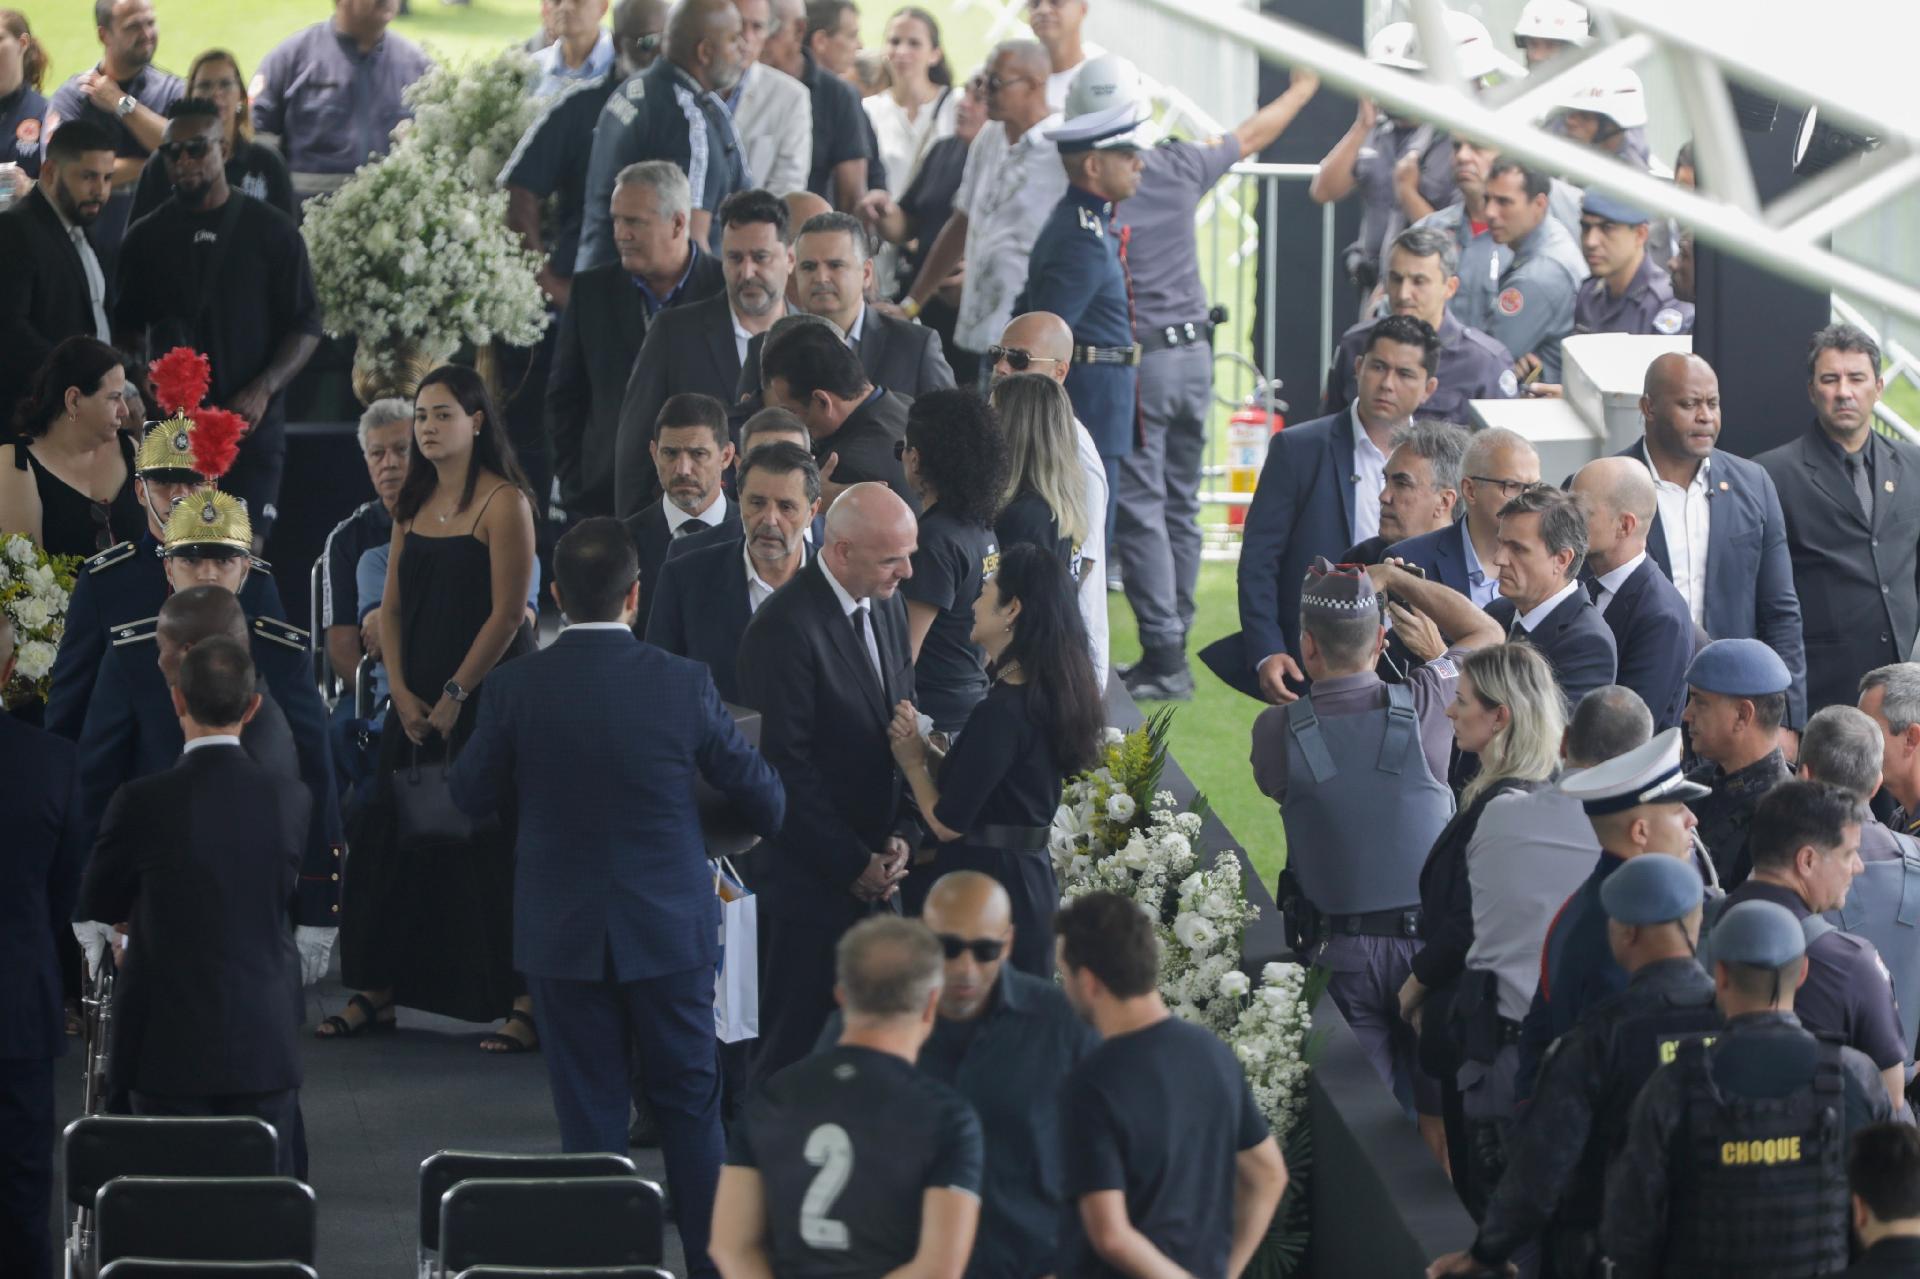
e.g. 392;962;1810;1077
816;871;1097;1279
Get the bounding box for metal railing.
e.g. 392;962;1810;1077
1832;296;1920;447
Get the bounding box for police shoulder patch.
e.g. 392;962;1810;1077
85;541;137;573
110;616;158;646
1497;287;1525;316
1651;307;1685;335
15;116;40;146
253;616;309;651
1076;206;1105;237
608;95;639;125
625;77;647;102
1498;369;1520;398
1427;655;1458;681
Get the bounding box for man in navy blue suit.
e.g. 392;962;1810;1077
0;614;86;1279
1485;485;1617;710
1571;458;1694;732
1230;314;1438;703
1621;351;1806;740
450;518;785;1279
1390;427;1541;607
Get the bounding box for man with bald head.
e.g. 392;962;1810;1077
736;483;925;1081
816;872;1097;1279
1390;427;1541;609
576;0;751;271
994;310;1112;689
1618;351;1806;738
1571;457;1695;732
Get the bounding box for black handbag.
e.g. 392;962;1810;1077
391;741;473;845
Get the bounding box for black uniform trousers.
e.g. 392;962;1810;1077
0;1057;54;1279
753;913;855;1087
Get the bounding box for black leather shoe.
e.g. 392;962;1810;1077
1125;666;1195;702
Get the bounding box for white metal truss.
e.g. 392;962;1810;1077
1118;0;1920;329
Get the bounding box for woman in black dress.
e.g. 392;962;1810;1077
331;365;539;1051
990;373;1089;575
0;336;143;557
889;542;1104;975
130;48;294;220
899;387;1007;737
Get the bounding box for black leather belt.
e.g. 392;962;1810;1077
1138;321;1212;354
1320;907;1423;940
1072;343;1143;367
968;823;1051;853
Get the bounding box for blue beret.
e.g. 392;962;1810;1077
1601;853;1704;925
1713;900;1807;968
1685;638;1792;698
1581;189;1651;225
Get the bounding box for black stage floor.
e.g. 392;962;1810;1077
50;967;688;1278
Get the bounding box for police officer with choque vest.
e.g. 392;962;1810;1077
1251;557;1503;1115
1602;899;1900;1278
1516;728;1711;1104
1430;854;1721;1279
44;414;286;743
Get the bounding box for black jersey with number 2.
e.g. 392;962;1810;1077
729;1044;984;1279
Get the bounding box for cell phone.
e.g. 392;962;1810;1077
1387;561;1424;613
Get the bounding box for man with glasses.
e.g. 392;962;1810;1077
816;872;1097;1279
1391;426;1541;608
897;40;1062;388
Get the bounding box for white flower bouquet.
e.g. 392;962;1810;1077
400;47;543;190
302;146;549;378
0;534;78;704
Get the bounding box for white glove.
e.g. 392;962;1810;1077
72;921;113;977
295;926;338;987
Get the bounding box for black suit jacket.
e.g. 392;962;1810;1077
549;254;725;517
78;744;307;1097
1844;1235;1920;1277
1594;555;1695;732
623;497;742;628
1487;588;1618;710
735;306;957;408
1757;423;1920;715
613;291;744;521
734;557;917;922
0;186;101;419
645;533;756;704
0;714;86;1062
819;388;915;511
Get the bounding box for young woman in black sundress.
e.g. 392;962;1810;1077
328;364;540;1052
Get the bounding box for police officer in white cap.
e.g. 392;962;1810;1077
1514;726;1710;1102
1012;52;1152;536
1603;898;1902;1277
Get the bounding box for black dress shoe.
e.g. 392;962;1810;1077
1125;665;1195;702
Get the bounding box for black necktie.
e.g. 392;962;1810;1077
673;520;698;539
852;604;885;700
1847;451;1875;522
1585;575;1605;603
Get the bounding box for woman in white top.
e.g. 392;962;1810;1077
862;7;957;292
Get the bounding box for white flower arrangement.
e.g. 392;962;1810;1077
400;47;543;190
1226;961;1315;1138
0;534;77;703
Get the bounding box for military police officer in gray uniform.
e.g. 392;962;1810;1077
1574;190;1692;338
1603;898;1901;1278
1431;853;1721;1279
1251;559;1502;1113
1481;157;1586;383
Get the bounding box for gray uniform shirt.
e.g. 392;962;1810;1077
1352;119;1455;276
1485;215;1587;382
1123;135;1241;336
1464;784;1601;1020
251;22;430;189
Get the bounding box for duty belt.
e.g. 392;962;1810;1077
1138;321;1212;354
967;823;1051;853
1072;342;1143;367
1318;906;1422;941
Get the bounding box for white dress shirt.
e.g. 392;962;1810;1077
951;116;1066;353
864;88;958;200
1349;407;1393;543
1072;417;1111;692
663;495;730;538
821;555;882;681
181;734;243;755
564;621;635;633
1514;578;1580;633
1589;550;1646;615
729;62;813;196
1461;528;1501;609
1642;443;1711;627
745;541;804;614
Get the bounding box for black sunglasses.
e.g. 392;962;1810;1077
987;344;1061;372
157;138;214;162
936;934;1008;963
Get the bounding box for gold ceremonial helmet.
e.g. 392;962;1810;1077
134;414;207;483
161;489;252;558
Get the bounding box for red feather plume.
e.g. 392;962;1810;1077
188;407;246;480
149;347;211;415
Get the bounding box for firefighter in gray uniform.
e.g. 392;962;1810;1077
1601;899;1901;1278
1251;558;1503;1116
1482;157;1587;383
1573;190;1692;338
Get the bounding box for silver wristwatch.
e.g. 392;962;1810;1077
115;94;137;118
443;679;469;703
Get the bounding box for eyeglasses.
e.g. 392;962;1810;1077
987;344;1062;372
982;73;1035;93
629;32;663;53
157;138;214;162
1467;475;1532;497
935;934;1009;963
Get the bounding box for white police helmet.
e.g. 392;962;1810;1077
1047;53;1160;151
1555;65;1649;130
1513;0;1592;49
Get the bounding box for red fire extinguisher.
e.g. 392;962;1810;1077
1225;381;1287;530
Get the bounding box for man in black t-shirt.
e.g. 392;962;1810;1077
114;99;320;546
1055;892;1288;1279
713;916;983;1279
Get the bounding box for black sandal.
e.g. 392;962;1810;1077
315;992;397;1039
479;1008;539;1054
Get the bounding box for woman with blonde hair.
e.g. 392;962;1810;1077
991;372;1090;574
1403;640;1566;1206
131;48;293;220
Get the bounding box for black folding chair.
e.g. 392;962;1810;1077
99;1261;318;1279
65;1117;281;1279
438;1178;664;1276
95;1177;316;1270
416;1152;638;1278
452;1270;673;1279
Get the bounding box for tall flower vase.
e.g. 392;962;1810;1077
352;337;453;406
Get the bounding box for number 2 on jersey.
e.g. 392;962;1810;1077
800;1123;854;1250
